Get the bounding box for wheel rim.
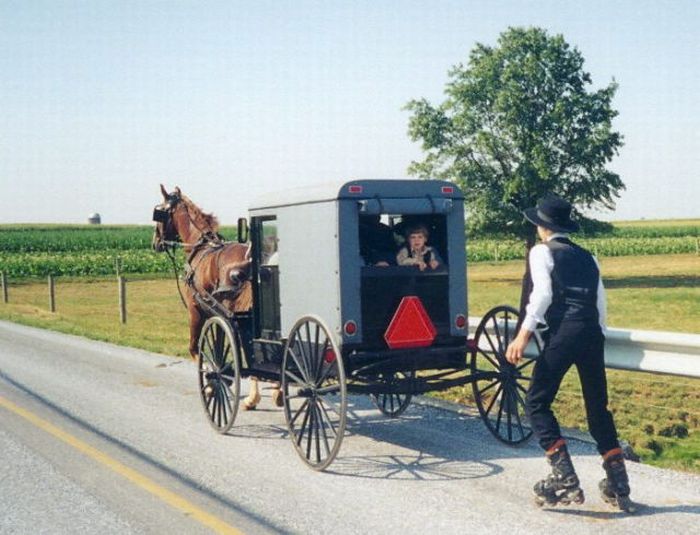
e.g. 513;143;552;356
470;305;537;444
198;317;241;434
282;316;347;470
370;371;413;418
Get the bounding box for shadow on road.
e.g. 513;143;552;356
546;502;700;519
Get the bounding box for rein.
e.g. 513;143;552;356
161;243;189;310
155;192;248;313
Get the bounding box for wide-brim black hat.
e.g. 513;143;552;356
523;195;579;233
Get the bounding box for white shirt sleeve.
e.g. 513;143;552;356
522;244;554;332
593;256;607;334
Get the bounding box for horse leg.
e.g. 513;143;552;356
188;306;204;361
270;382;283;407
242;378;261;410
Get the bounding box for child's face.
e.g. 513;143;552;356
408;232;426;250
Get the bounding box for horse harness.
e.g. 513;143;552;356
153;194;250;319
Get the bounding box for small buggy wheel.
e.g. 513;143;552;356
198;316;241;434
281;315;347;471
471;305;539;445
370;371;413;418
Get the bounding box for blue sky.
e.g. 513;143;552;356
1;0;698;224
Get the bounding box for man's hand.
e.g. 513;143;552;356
506;330;532;364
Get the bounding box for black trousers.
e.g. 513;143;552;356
525;320;620;455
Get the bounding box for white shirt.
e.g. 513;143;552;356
522;233;607;333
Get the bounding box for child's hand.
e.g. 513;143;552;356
417;261;427;271
429;260;439;270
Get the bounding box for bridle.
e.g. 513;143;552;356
152;191;193;309
152;190;250;310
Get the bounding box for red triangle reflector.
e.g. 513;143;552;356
384;296;437;349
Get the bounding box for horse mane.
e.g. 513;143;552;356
180;193;220;232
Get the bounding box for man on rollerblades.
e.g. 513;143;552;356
505;194;636;513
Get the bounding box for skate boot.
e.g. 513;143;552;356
533;440;585;507
599;449;637;513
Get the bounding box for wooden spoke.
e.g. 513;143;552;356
282;316;346;470
370;371;413;418
197;317;241;434
471;306;536;445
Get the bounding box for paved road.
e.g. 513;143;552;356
1;320;698;534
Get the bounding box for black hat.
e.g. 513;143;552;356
523;194;579;233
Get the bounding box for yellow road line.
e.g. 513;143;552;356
0;395;244;535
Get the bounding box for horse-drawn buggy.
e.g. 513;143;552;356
153;180;539;470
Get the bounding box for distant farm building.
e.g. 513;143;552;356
88;213;101;225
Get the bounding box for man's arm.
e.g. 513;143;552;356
593;256;607;334
506;244;553;364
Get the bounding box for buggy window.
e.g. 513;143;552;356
261;220;279;265
359;213;448;269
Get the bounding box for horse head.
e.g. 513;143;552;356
152;184;184;252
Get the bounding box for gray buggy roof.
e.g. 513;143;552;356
248;179;464;211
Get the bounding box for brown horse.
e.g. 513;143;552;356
152;185;279;409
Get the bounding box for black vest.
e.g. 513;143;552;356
544;237;599;327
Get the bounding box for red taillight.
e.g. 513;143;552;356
324;348;336;363
348;185;363;193
441;186;454;194
455;314;467;329
344;320;357;336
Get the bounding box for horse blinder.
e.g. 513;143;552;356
153;207;170;223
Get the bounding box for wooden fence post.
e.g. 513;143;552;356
118;276;127;324
1;272;7;303
494;244;499;262
48;274;56;312
115;256;122;277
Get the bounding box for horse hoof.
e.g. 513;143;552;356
271;389;284;407
242;391;261;411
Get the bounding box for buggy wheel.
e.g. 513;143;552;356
198;316;241;434
370;371;414;418
471;305;539;445
282;315;347;471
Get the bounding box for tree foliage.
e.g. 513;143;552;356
406;27;624;244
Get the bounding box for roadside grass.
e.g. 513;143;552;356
468;254;700;333
0;278;191;358
0;253;698;472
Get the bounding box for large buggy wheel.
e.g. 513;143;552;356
197;316;241;434
470;305;539;445
281;315;347;471
370;371;414;418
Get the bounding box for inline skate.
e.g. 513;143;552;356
533;441;585;507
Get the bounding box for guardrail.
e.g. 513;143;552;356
468;316;700;379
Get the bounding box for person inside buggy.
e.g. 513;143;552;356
358;214;448;272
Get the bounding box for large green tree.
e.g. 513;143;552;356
406;27;624;247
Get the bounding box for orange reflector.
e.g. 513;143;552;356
384;296;437;349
